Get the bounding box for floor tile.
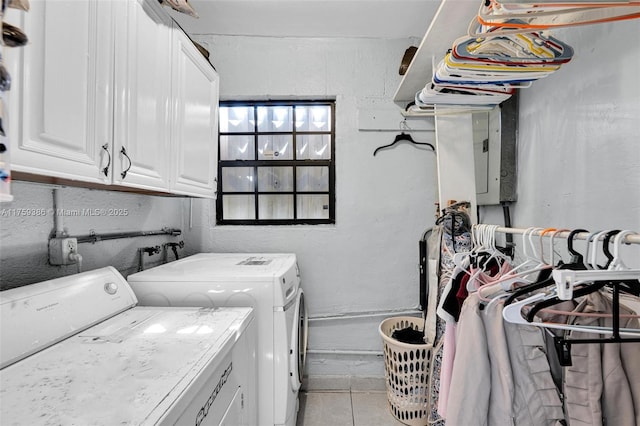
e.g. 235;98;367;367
351;392;405;426
296;391;353;426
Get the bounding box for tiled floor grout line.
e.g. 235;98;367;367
349;390;356;426
297;390;404;426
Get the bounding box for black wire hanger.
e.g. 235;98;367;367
373;121;435;156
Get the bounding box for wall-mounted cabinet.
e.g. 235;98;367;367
170;26;219;198
112;0;173;190
5;1;114;184
5;0;218;198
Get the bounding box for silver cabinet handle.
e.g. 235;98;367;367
101;144;110;177
120;147;132;179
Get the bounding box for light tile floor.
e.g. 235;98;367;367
296;391;406;426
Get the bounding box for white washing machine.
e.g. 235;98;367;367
0;267;257;426
127;253;308;426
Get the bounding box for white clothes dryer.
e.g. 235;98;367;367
0;267;257;426
127;253;308;426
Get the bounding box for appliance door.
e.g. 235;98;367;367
288;289;308;391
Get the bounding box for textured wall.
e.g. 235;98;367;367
0;181;201;290
194;35;438;377
482;19;640;267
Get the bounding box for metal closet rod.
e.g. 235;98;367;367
71;228;182;244
492;226;640;245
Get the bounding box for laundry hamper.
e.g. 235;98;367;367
379;316;433;426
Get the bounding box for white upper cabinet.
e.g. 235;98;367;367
170;27;219;198
112;0;172;190
6;0;219;196
7;0;114;183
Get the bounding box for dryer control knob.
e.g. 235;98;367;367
104;282;118;295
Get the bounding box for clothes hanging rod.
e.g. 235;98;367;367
71;228;182;244
492;226;640;245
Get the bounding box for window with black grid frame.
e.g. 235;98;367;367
217;101;335;225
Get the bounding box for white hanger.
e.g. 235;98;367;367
610;230;636;271
465;225;512;292
475;228;551;297
589;230;610;270
501;291;640;336
581;230;599;270
491;227;550;287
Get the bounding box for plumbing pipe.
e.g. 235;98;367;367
72;228;182;244
308;308;422;322
51;189;64;237
306;349;383;356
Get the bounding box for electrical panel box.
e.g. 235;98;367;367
474;94;518;205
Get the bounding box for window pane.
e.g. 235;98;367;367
296;166;329;192
257;106;292;132
222;195;255;220
295;105;331;131
220;135;255;161
258;195;293;219
219;106;254;133
296;135;331;160
258;167;293;192
258;135;293;160
222;167;254;192
297;195;329;219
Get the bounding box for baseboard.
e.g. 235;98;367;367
302;375;386;392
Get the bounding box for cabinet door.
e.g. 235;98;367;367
171;27;219;198
112;0;172;190
6;0;113;183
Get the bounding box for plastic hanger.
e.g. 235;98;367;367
582;230;602;270
602;230;620;269
564;228;588;265
526;232;640;320
537;228;558;265
469;7;640;38
467;225;511;290
588;230;610;270
609;230;636;270
372;122;435;156
502;292;640;336
501;229;572;306
504;227;549;276
476;228;551;299
547;228;570;266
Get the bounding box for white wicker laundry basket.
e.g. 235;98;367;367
379;316;433;426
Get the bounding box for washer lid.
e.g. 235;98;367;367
128;253;298;282
0;267;137;369
0;306;253;426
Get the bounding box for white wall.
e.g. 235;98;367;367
194;35;438;377
482;19;640;267
0;181;201;290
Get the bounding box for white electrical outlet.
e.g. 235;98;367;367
49;237;79;265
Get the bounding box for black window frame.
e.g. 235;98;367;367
216;100;336;225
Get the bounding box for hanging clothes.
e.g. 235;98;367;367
439;224;640;426
563;291;640;426
428;207;473;426
445;293;565;426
